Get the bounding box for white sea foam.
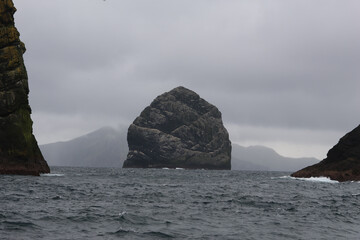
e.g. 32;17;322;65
162;168;170;170
40;173;65;177
175;168;184;170
118;211;127;217
279;175;338;183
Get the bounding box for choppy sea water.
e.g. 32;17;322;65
1;167;360;240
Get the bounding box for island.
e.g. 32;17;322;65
123;86;231;170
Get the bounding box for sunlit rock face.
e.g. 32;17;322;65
0;0;50;175
123;86;231;170
291;124;360;182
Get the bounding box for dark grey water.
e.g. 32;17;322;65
1;167;360;240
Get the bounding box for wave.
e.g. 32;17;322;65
109;228;138;237
161;167;184;170
2;220;38;229
279;175;338;183
144;231;175;238
118;211;127;217
40;173;65;177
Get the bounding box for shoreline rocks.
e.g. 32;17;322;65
123;86;231;170
0;0;50;176
291;124;360;182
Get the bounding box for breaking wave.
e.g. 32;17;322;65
279;175;339;183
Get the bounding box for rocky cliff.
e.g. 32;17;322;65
291;124;360;182
0;0;50;175
123;86;231;169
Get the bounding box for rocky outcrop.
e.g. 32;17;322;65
123;86;231;169
291;125;360;182
0;0;50;175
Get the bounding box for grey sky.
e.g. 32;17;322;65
13;0;360;159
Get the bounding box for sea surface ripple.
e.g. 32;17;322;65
1;167;360;239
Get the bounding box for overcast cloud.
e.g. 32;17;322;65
13;0;360;159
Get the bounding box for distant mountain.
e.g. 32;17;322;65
40;127;319;171
231;144;319;172
40;127;128;167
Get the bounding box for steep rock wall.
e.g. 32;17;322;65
0;0;50;175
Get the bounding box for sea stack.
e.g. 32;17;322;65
291;124;360;182
123;86;231;169
0;0;50;175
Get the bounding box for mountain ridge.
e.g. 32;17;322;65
232;144;319;171
40;127;128;168
40;126;319;171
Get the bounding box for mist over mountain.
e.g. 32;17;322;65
40;127;128;168
231;145;319;172
40;127;319;171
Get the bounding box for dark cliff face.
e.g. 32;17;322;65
0;0;50;175
123;86;231;170
291;124;360;182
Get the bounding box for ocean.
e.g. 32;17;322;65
1;167;359;239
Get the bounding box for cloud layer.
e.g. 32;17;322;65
14;0;360;158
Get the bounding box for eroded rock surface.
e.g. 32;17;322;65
123;86;231;169
291;124;360;182
0;0;50;175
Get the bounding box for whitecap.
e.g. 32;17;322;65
278;176;291;179
40;173;65;177
301;177;338;183
52;195;62;200
118;211;127;217
175;168;184;170
282;175;338;183
350;180;360;183
162;168;170;170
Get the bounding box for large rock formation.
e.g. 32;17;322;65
0;0;50;175
291;124;360;182
123;86;231;169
